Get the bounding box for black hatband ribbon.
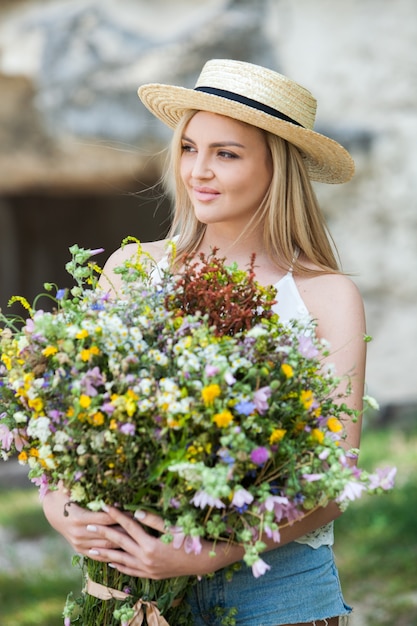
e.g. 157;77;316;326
194;86;304;128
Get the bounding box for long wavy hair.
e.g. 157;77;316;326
164;110;340;275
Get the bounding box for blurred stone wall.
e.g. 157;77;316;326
0;0;416;404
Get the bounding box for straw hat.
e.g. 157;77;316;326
138;59;354;184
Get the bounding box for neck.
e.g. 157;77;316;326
199;225;266;262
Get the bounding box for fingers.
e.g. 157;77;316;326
103;505;166;535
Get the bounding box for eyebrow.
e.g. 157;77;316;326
181;134;245;149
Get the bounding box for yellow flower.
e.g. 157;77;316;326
91;411;105;426
327;417;343;433
28;397;44;413
76;329;89;340
110;418;118;430
311;428;325;444
1;353;12;370
42;345;58;357
67;407;74;417
300;390;314;410
18;451;28;463
213;410;233;428
281;363;294;378
270;428;287;444
79;394;91;409
80;347;100;362
29;448;39;457
201;384;221;406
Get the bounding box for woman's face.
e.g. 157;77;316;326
180;111;272;230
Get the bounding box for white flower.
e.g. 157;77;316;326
71;484;86;502
27;416;51;444
363;395;380;411
14;411;28;424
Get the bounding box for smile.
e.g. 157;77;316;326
192;186;220;202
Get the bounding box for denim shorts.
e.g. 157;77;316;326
186;542;352;625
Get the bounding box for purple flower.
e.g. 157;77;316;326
252;557;271;578
101;402;115;415
119;423;135;436
89;248;105;257
250;446;270;466
368;466;397;491
56;288;66;300
235;400;255;416
253;386;271;414
231;488;254;508
302;473;324;482
297;335;319;358
80;367;105;396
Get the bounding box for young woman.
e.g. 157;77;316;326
43;59;366;625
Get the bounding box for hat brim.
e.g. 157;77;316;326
138;84;355;184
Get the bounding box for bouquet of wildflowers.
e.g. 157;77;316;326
0;239;395;625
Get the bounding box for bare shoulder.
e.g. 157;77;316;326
296;272;366;335
99;239;170;293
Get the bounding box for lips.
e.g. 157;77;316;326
192;186;220;202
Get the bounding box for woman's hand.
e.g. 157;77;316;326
84;506;244;580
42;486;119;555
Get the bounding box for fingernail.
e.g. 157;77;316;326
89;549;100;556
134;510;146;520
87;524;97;532
101;504;110;513
108;562;116;568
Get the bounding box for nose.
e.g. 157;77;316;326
191;151;213;180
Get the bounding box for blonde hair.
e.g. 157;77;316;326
165;110;340;274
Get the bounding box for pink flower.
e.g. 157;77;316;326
368;466;397;491
191;490;225;509
253;386;272;414
171;528;202;554
205;365;219;377
264;525;281;543
252;557;271;578
261;495;289;522
337;480;367;503
31;474;50;500
231;488;254;508
0;423;13;451
184;535;202;555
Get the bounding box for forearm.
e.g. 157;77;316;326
199;501;342;575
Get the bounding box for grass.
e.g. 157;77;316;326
334;414;417;625
0;414;416;625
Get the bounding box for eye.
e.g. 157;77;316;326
181;143;196;153
218;150;238;159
